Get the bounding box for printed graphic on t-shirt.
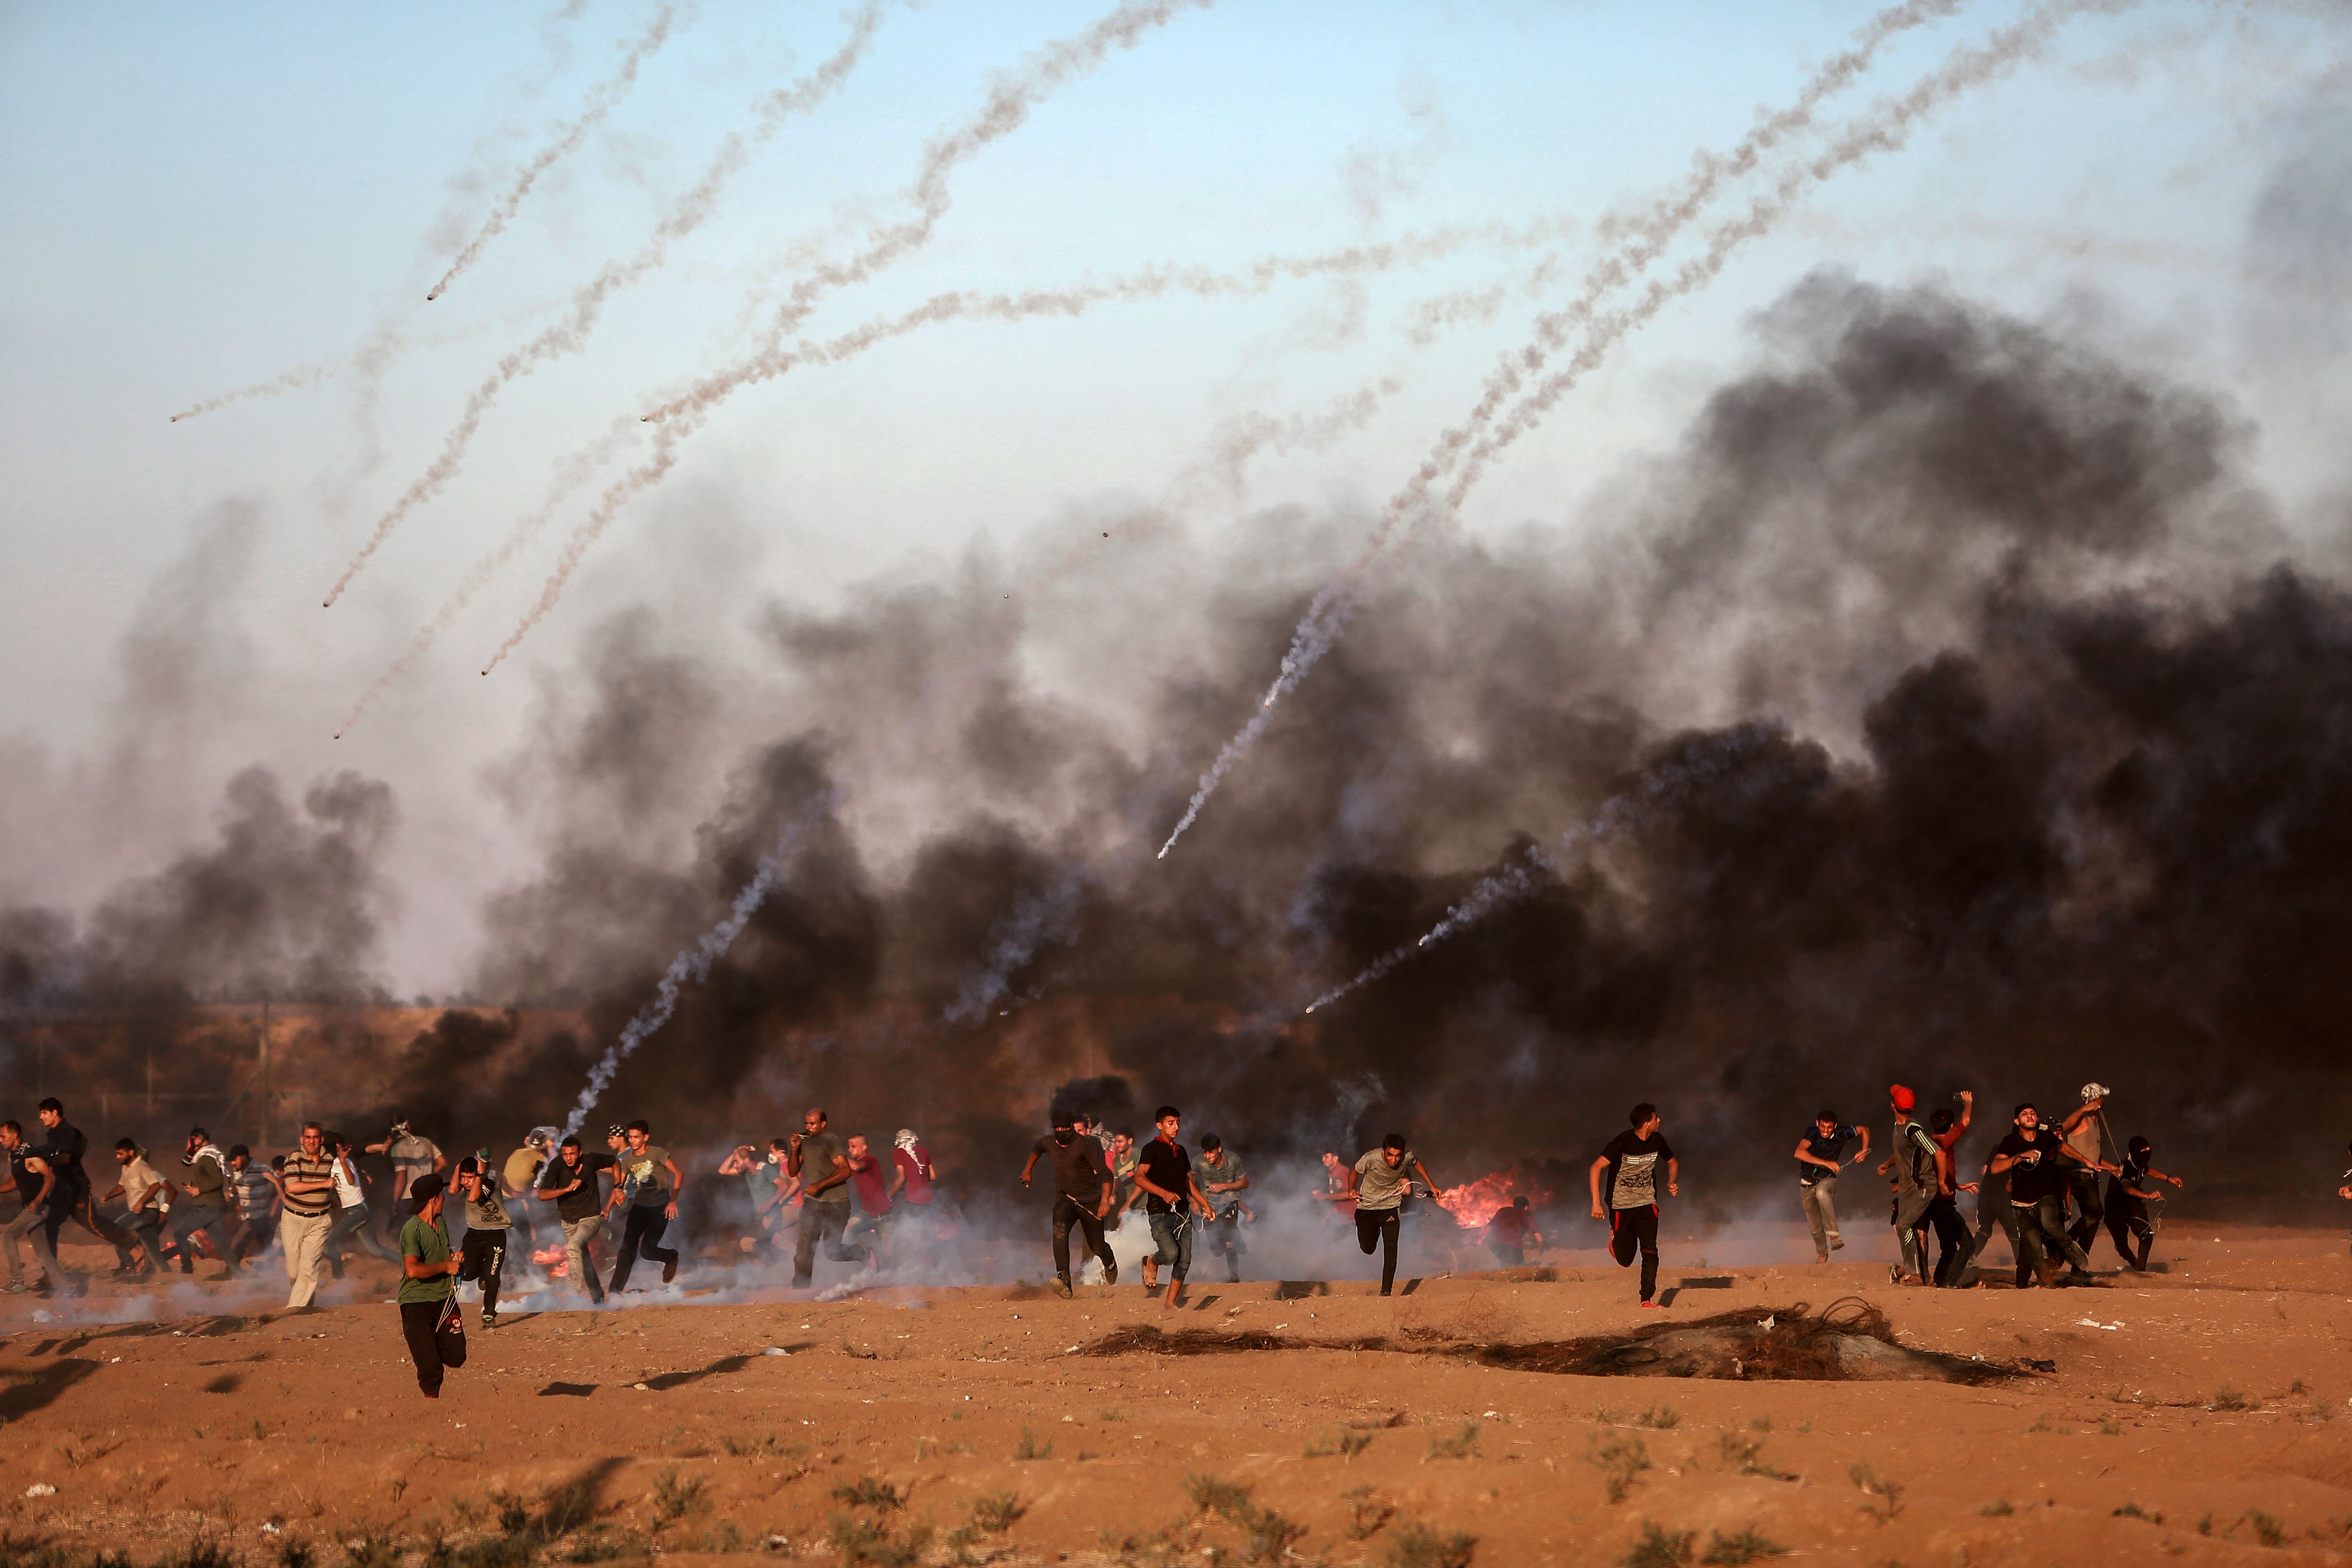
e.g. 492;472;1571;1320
1611;1152;1660;1207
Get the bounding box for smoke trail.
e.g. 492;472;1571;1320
1302;724;1788;1015
168;356;349;423
1153;0;2115;862
642;0;1218;431
484;222;1549;670
332;412;644;737
560;790;837;1136
426;2;694;303
321;5;890;608
942;875;1089;1023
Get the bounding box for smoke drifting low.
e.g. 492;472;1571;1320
16;274;2352;1211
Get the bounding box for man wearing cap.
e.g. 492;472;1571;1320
2057;1084;2120;1256
1876;1085;1942;1287
395;1174;467;1398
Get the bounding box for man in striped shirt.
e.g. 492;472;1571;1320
227;1146;280;1265
278;1123;339;1310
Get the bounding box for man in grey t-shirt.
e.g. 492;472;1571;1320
787;1107;860;1289
1348;1136;1440;1297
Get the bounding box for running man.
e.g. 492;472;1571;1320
29;1099;131;1258
787;1107;858;1289
1349;1135;1440;1297
325;1132;403;1276
1794;1109;1869;1263
1590;1103;1677;1307
1197;1134;1251;1284
1132;1106;1212;1309
889;1130;936;1231
452;1156;512;1328
1920;1104;1974;1286
395;1174;468;1399
0;1134;67;1296
170;1127;241;1277
98;1139;171;1277
607;1120;684;1292
1484;1196;1540;1268
227;1145;281;1265
502;1129;555;1259
1879;1086;1942;1287
367;1118;447;1238
842;1134;893;1271
2103;1135;2183;1272
277;1123;339;1308
1020;1115;1116;1298
1313;1151;1357;1225
534;1134;614;1304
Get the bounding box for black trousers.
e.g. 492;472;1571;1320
399;1298;468;1396
792;1201;858;1286
1920;1196;1971;1285
1050;1193;1114;1281
459;1226;508;1313
2065;1166;2104;1252
609;1207;677;1292
1608;1204;1660;1301
2103;1183;2155;1269
1356;1207;1401;1294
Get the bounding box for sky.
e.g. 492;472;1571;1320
2;0;2348;994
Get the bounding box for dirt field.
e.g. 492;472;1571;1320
3;1219;2349;1567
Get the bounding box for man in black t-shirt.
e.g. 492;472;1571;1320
1131;1106;1211;1310
535;1135;616;1305
1020;1116;1117;1298
1989;1103;2094;1287
1588;1102;1677;1306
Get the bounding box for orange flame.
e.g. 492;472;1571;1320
1432;1164;1551;1230
529;1243;569;1277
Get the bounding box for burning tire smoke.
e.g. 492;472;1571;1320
1154;0;2137;860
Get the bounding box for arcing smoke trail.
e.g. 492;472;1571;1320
1153;0;2103;862
482;221;1548;671
942;876;1089;1023
426;2;693;303
640;0;1217;432
168;356;346;423
561;792;837;1135
1302;725;1788;1015
320;5;889;609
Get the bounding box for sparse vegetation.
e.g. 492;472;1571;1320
1382;1521;1476;1568
1182;1473;1304;1563
1426;1421;1482;1460
1849;1463;1904;1523
829;1477;903;1512
1344;1487;1396;1541
2243;1510;2287;1548
1306;1426;1374;1459
1619;1521;1693;1568
826;1513;931;1568
1013;1426;1054;1461
2113;1502;2162;1523
1698;1525;1788;1564
1714;1432;1785;1478
967;1492;1022;1533
650;1469;708;1523
1589;1434;1653;1503
2099;1419;2122;1436
1748;1415;1772;1433
1980;1499;2014;1517
2212;1385;2256;1412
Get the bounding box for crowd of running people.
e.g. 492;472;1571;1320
5;1080;2341;1399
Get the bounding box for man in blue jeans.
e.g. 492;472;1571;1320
1131;1106;1211;1311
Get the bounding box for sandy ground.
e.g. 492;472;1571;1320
2;1217;2349;1567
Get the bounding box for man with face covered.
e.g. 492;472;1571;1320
1021;1114;1116;1298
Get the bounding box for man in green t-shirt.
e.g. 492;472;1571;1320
396;1174;468;1399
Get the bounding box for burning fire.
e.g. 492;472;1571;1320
530;1243;569;1278
1432;1165;1551;1230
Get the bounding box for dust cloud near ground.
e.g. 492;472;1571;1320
3;1218;2348;1566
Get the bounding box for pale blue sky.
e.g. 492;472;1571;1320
2;0;2345;987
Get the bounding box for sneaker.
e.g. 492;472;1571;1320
662;1258;678;1285
1;1282;24;1294
481;1310;499;1330
1378;1285;1392;1297
1814;1253;1829;1265
1051;1276;1073;1298
1829;1236;1845;1251
1102;1259;1118;1287
1639;1299;1663;1309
